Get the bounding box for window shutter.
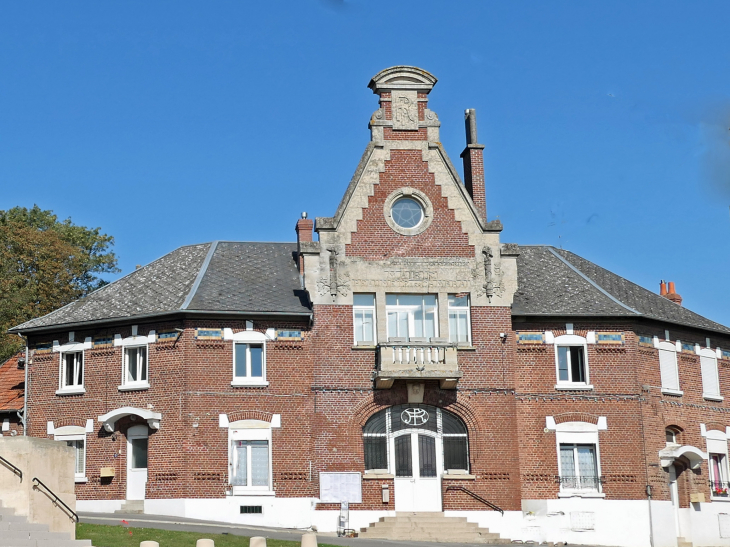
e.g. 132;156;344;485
701;355;720;397
659;348;679;390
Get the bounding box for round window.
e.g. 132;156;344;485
391;198;424;229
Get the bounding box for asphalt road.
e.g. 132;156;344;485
78;512;518;547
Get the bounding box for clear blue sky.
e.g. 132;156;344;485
2;1;729;328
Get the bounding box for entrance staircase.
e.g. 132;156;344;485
0;500;92;547
116;500;144;514
359;512;510;543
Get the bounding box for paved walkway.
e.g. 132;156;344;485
78;512;515;547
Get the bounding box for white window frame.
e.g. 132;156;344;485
554;421;605;498
553;334;592;390
447;294;471;344
54;425;88;483
224;329;269;387
698;346;722;401
122;345;149;390
655;338;682;396
385;294;439;341
228;420;274;495
53;338;91;396
705;429;730;500
115;330;155;392
353;293;376;345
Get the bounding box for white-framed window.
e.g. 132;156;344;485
656;339;682;395
124;346;148;387
554;420;605;498
61;351;84;390
224;329;269;387
448;294;471;344
53;425;87;483
386;294;438;340
699;347;722;401
706;430;730;500
554;334;591;389
353;293;376;345
228;420;273;495
53;337;91;395
114;329;155;391
235;344;264;382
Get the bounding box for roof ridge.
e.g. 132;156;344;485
180;241;219;310
546;247;642;315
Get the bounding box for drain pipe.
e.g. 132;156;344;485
646;484;655;547
20;334;28;436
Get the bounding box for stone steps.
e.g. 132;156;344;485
116;500;144;514
359;511;510;543
0;500;92;547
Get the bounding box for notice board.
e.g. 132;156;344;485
319;472;362;503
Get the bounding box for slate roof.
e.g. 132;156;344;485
513;246;730;335
0;353;24;412
10;242;310;333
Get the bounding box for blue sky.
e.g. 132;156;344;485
2;1;729;327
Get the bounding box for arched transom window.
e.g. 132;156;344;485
362;404;469;474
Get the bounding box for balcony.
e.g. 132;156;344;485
558;475;603;491
374;338;463;389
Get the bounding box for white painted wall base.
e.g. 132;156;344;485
75;496;730;547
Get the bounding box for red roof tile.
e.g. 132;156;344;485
0;353;25;412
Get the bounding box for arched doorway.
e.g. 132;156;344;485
363;404;468;511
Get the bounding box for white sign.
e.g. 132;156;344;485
319;472;362;503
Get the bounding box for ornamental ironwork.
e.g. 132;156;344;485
401;408;429;426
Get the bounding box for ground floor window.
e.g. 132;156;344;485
559;443;600;491
53;425;87;482
710;453;729;497
232;440;269;487
228;419;273;494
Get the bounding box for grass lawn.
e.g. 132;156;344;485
77;523;338;547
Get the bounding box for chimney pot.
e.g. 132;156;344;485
659;281;667;296
664;281;682;306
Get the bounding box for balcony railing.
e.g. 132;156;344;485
374;338;462;389
558;475;603;490
709;480;730;497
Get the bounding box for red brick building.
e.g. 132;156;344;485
8;66;730;547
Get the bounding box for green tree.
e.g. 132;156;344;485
0;205;119;361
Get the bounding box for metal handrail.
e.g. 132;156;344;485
0;454;22;481
32;477;78;523
446;485;504;515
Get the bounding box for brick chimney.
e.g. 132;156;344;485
661;280;683;306
295;212;313;272
460;109;487;222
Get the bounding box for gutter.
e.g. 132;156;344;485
10;309;313;337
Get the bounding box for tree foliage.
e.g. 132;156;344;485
0;205;119;362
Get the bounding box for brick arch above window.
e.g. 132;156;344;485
53;417;89;429
705;422;728;434
227;410;273;424
554;412;599;425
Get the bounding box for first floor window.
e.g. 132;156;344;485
124;346;148;384
353;293;376;344
61;351;84;389
710;453;729;497
234;343;264;381
386;294;437;340
231;440;269;488
559;443;600;491
448;294;470;344
557;346;587;383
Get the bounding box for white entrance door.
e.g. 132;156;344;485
127;425;149;500
393;432;442;511
669;464;681;538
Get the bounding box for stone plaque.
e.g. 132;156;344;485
392;90;418;130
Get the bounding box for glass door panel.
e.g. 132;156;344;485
395;435;413;477
418;435;437;477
